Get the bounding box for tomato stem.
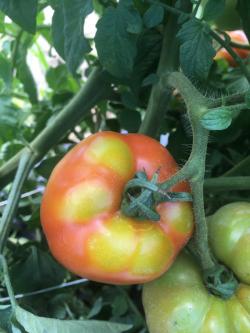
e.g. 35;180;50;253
204;176;250;191
0;255;17;309
139;0;193;136
121;171;192;221
209;92;246;108
0;150;36;253
223;155;250;176
161;71;239;298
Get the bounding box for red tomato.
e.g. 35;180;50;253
41;132;193;284
215;30;250;67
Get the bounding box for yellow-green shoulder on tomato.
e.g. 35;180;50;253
143;253;250;333
208;202;250;284
201;0;241;31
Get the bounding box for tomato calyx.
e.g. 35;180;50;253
204;263;239;299
121;171;192;221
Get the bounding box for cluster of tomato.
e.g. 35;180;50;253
41;131;250;331
143;202;250;332
40;2;250;331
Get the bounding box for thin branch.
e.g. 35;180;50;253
11;29;23;73
0;150;36;252
147;0;191;18
230;41;250;50
209;92;246;108
210;30;250;83
0;188;43;207
223;155;250;177
192;0;202;17
0;255;17;308
204;176;250;191
0;278;88;303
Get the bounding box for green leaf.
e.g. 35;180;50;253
121;91;138;109
0;53;11;89
46;65;79;93
237;0;250;42
0;11;5;33
0;305;13;333
52;6;65;59
201;107;233;130
0;0;38;34
177;19;215;79
15;306;132;333
36;155;64;179
10;247;67;294
142;73;159;86
245;89;250;108
0;98;20;141
63;0;93;73
87;298;103;319
95;0;142;78
143;4;164;28
111;295;128;317
203;0;225;21
130;30;162;91
119;110;141;132
1;142;24;161
17;61;38;104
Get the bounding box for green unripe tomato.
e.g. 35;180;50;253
143;253;250;333
143;202;250;333
208;202;250;284
201;0;241;31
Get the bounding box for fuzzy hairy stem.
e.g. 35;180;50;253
160;72;238;297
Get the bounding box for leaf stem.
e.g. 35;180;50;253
0;278;88;303
230;40;250;50
204;176;250;191
0;150;36;252
209;92;246;108
210;30;250;83
147;0;191;18
0;255;17;309
223;155;250;176
192;0;202;17
11;29;23;73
